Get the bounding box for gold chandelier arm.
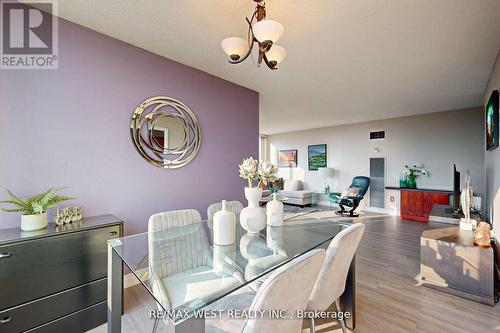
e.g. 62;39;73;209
262;52;277;70
228;12;258;65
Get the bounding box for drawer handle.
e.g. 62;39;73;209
0;252;12;259
0;316;11;324
109;231;118;236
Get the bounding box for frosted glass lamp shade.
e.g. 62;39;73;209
266;45;286;66
318;167;334;177
252;20;284;44
221;37;249;60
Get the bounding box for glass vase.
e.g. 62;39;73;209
407;177;417;189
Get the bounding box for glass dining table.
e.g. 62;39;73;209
107;218;356;333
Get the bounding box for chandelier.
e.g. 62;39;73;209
221;0;286;70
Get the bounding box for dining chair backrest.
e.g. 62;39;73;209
242;249;325;333
307;223;365;311
148;209;209;278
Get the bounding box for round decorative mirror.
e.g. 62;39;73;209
130;96;201;169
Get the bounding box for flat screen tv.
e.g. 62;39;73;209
452;164;460;213
446;164;461;215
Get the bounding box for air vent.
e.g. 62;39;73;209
370;131;385;140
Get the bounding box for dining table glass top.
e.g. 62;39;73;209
108;218;349;325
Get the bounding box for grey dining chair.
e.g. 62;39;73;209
206;248;325;333
148;209;242;332
306;223;365;333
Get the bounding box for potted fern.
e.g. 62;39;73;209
0;188;74;231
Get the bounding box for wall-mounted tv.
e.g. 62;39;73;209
486;90;499;151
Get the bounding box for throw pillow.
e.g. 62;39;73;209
284;179;303;191
341;187;360;198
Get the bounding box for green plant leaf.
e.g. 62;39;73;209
1;187;74;215
6;189;26;206
2;207;22;212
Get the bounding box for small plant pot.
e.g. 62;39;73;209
21;213;48;231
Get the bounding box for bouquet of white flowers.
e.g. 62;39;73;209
239;157;279;188
403;163;428;182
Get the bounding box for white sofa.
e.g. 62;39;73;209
262;179;313;206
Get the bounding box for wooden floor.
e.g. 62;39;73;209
91;215;500;332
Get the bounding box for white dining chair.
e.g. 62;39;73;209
148;209;242;332
206;248;325;333
306;223;365;333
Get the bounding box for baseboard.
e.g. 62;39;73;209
123;267;149;289
361;206;397;215
124;273;139;289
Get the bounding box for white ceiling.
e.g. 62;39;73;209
52;0;500;134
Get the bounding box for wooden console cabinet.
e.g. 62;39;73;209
420;227;496;306
386;187;452;222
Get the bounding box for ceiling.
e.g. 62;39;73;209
51;0;500;134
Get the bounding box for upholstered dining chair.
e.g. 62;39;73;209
206;248;325;333
306;223;365;333
148;209;243;332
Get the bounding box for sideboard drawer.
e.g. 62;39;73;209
0;278;106;332
0;225;120;310
25;301;107;333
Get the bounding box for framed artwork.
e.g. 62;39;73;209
308;144;327;171
278;149;297;167
486;90;499;151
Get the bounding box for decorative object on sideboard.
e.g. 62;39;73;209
238;157;278;233
308;144;327;171
399;173;408;188
318;167;334;193
473;222;492;248
266;193;284;226
130;96;201;169
221;0;286;70
486;90;499;151
278;149;297;167
55;207;83;226
459;170;477;231
213;200;236;245
402;163;428;189
0;188;74;231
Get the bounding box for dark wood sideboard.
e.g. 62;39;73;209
386;187;452;222
0;215;123;332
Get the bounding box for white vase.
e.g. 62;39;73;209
213;243;236;276
240;187;266;234
21;213;48;231
266;226;285;253
213;200;236;245
266;193;284;226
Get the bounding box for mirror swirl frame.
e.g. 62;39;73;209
130;96;201;169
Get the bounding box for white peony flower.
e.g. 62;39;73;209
239;157;259;187
258;160;279;186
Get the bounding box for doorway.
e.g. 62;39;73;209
370;158;385;208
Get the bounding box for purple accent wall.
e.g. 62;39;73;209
0;17;259;233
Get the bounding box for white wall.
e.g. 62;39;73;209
484;52;500;264
267;108;485;208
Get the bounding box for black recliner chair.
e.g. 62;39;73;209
327;176;371;217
